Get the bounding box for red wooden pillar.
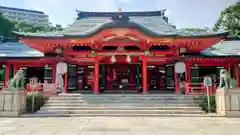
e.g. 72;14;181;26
130;65;134;84
64;66;68;93
93;56;100;94
14;64;20;74
4;64;10;88
142;55;148;93
184;62;191;94
226;63;231;72
185;63;190;82
174;71;180;94
234;63;239;87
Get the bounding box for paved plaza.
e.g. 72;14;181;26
0;117;240;135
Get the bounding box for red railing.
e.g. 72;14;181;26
185;82;217;95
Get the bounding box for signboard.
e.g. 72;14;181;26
203;76;212;114
174;62;186;73
203;76;212;87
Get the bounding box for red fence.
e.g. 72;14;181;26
185;82;217;95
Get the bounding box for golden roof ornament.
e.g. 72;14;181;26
118;8;123;19
119;8;122;13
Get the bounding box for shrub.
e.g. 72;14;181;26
198;94;216;113
26;92;48;112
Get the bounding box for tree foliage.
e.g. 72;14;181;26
198;95;216;113
0;13;16;37
48;24;64;31
213;3;240;36
14;22;63;33
14;21;46;33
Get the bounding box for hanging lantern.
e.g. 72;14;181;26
111;55;116;63
126;55;131;63
2;64;6;68
44;64;49;68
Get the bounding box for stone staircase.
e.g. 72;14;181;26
27;94;206;117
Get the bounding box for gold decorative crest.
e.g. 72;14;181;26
111;29;130;37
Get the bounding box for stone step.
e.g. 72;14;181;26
22;113;212;117
56;93;190;95
55;94;200;98
46;100;197;104
56;94;199;98
49;97;199;101
40;107;202;111
33;93;205;117
43;103;199;107
47;100;199;104
36;109;205;115
47;97;198;101
52;94;200;97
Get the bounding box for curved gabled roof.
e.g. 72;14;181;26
63;16;178;37
14;10;228;38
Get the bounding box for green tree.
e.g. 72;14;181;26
48;24;63;31
14;21;46;32
0;13;15;37
55;24;63;31
213;3;240;36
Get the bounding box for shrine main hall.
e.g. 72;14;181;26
0;10;240;94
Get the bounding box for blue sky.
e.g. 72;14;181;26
0;0;238;28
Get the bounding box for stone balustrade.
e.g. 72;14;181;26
0;89;26;116
215;88;240;117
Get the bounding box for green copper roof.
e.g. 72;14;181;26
201;37;240;56
14;11;228;38
0;42;43;57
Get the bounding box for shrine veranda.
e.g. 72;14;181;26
0;10;240;94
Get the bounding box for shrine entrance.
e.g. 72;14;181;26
26;67;45;84
100;64;141;93
67;65;94;93
99;63;175;93
147;64;175;93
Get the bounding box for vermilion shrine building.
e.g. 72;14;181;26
0;10;240;94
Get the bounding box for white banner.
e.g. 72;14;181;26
56;62;68;74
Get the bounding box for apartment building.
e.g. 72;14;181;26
0;6;49;26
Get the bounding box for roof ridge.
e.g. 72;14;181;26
76;10;164;14
77;10;165;19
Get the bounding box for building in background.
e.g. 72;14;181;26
0;5;49;26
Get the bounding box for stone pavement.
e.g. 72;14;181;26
0;117;240;135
